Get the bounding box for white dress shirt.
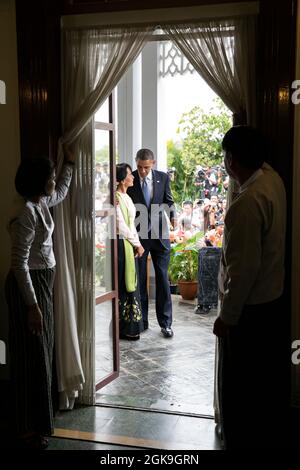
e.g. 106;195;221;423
219;162;286;325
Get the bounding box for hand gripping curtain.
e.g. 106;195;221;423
163;16;257;427
53;26;153;407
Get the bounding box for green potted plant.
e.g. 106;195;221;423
168;232;203;300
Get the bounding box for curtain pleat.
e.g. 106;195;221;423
164;17;257;124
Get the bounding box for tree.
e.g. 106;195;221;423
167;98;232;204
178;97;232;168
95;145;109;164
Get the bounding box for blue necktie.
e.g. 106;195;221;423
142;177;151;208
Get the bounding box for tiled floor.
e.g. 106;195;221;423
50;405;221;450
96;295;217;416
48;295;220;450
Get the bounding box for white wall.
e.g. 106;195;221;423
0;0;20;378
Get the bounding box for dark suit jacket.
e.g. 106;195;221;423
127;169;176;241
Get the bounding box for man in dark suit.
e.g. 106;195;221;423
127;148;176;338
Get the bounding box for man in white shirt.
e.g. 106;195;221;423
213;125;287;449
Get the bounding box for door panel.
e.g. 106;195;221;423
94;93;119;389
95;215;113;295
95;300;117;386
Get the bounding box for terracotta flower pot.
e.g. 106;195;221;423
178;281;198;300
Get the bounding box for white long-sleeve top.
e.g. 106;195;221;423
116;192;141;248
8;164;73;306
219;162;286;326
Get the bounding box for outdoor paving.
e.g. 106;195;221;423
96;295;217;416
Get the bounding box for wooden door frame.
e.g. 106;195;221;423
95;93;120;390
15;0;297;414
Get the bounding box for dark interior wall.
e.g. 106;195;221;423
257;1;296;379
61;0;256;14
15;0;61;162
258;0;296;185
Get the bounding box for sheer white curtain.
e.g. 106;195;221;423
164;17;257;204
54;26;153;407
164;17;257;125
164;17;257;426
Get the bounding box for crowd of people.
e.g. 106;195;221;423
194;164;229;198
167;164;229;247
170;192;227;248
95;162;110;194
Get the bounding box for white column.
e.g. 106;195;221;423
132;56;142;159
157;49;168;172
117;73;129;164
141;41;168;171
141;42;158;163
117;56;142;167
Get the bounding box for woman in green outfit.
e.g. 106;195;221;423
116;164;144;340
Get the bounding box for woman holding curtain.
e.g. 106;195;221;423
116;163;144;340
5;146;75;449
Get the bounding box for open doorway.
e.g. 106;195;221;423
94;39;231;417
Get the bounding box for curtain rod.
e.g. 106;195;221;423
62;14;257;32
62;26;237;40
61;2;259;30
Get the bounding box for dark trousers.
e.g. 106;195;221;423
218;296;290;449
138;239;172;329
5;268;55;437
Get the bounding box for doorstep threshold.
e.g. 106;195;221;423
95;402;214;420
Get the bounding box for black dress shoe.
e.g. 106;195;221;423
194;304;211;314
161;327;174;338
